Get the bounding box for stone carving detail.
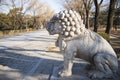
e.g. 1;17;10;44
46;10;118;79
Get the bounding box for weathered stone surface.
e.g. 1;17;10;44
46;10;118;79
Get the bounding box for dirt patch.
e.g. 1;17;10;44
47;46;60;53
44;39;60;53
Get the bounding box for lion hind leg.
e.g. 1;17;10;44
89;53;118;79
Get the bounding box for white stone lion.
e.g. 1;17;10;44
46;10;118;79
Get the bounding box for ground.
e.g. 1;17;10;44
0;30;63;80
0;30;120;80
110;29;120;56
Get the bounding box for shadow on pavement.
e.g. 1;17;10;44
0;47;120;80
0;46;62;80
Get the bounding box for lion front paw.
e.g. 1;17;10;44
59;70;72;77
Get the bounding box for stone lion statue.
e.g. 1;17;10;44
46;10;118;79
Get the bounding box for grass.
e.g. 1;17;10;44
0;28;37;38
98;32;110;42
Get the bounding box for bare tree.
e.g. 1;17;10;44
63;0;93;28
0;0;7;6
38;5;55;28
1;0;55;30
64;0;85;18
2;0;37;30
29;1;55;29
116;0;120;8
29;0;40;29
93;0;104;32
29;0;47;29
105;0;117;34
83;0;93;29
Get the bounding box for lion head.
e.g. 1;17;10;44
46;10;86;38
46;15;63;35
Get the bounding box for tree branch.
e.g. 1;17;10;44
99;0;103;6
83;0;87;9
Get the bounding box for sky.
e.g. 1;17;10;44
39;0;110;13
0;0;65;14
40;0;65;13
0;0;110;14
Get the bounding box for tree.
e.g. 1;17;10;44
114;7;120;26
116;0;120;8
63;0;93;28
0;13;12;30
1;0;38;30
0;0;55;30
8;8;23;30
29;0;54;29
38;4;54;27
105;0;117;34
0;0;7;6
63;0;85;20
113;0;120;30
83;0;93;29
93;0;104;32
99;8;108;25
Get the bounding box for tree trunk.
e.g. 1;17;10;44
105;0;117;34
93;0;103;32
33;17;36;29
94;6;99;32
85;10;89;29
93;0;99;32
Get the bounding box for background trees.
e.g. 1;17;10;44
63;0;85;20
83;0;93;29
0;0;120;35
93;0;103;32
105;0;117;34
113;7;120;28
63;0;93;28
0;13;11;30
0;0;54;31
62;0;119;34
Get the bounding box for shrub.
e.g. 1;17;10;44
98;32;110;42
0;31;3;37
0;28;36;38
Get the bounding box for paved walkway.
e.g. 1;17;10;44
110;32;120;56
0;30;120;80
0;30;62;80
